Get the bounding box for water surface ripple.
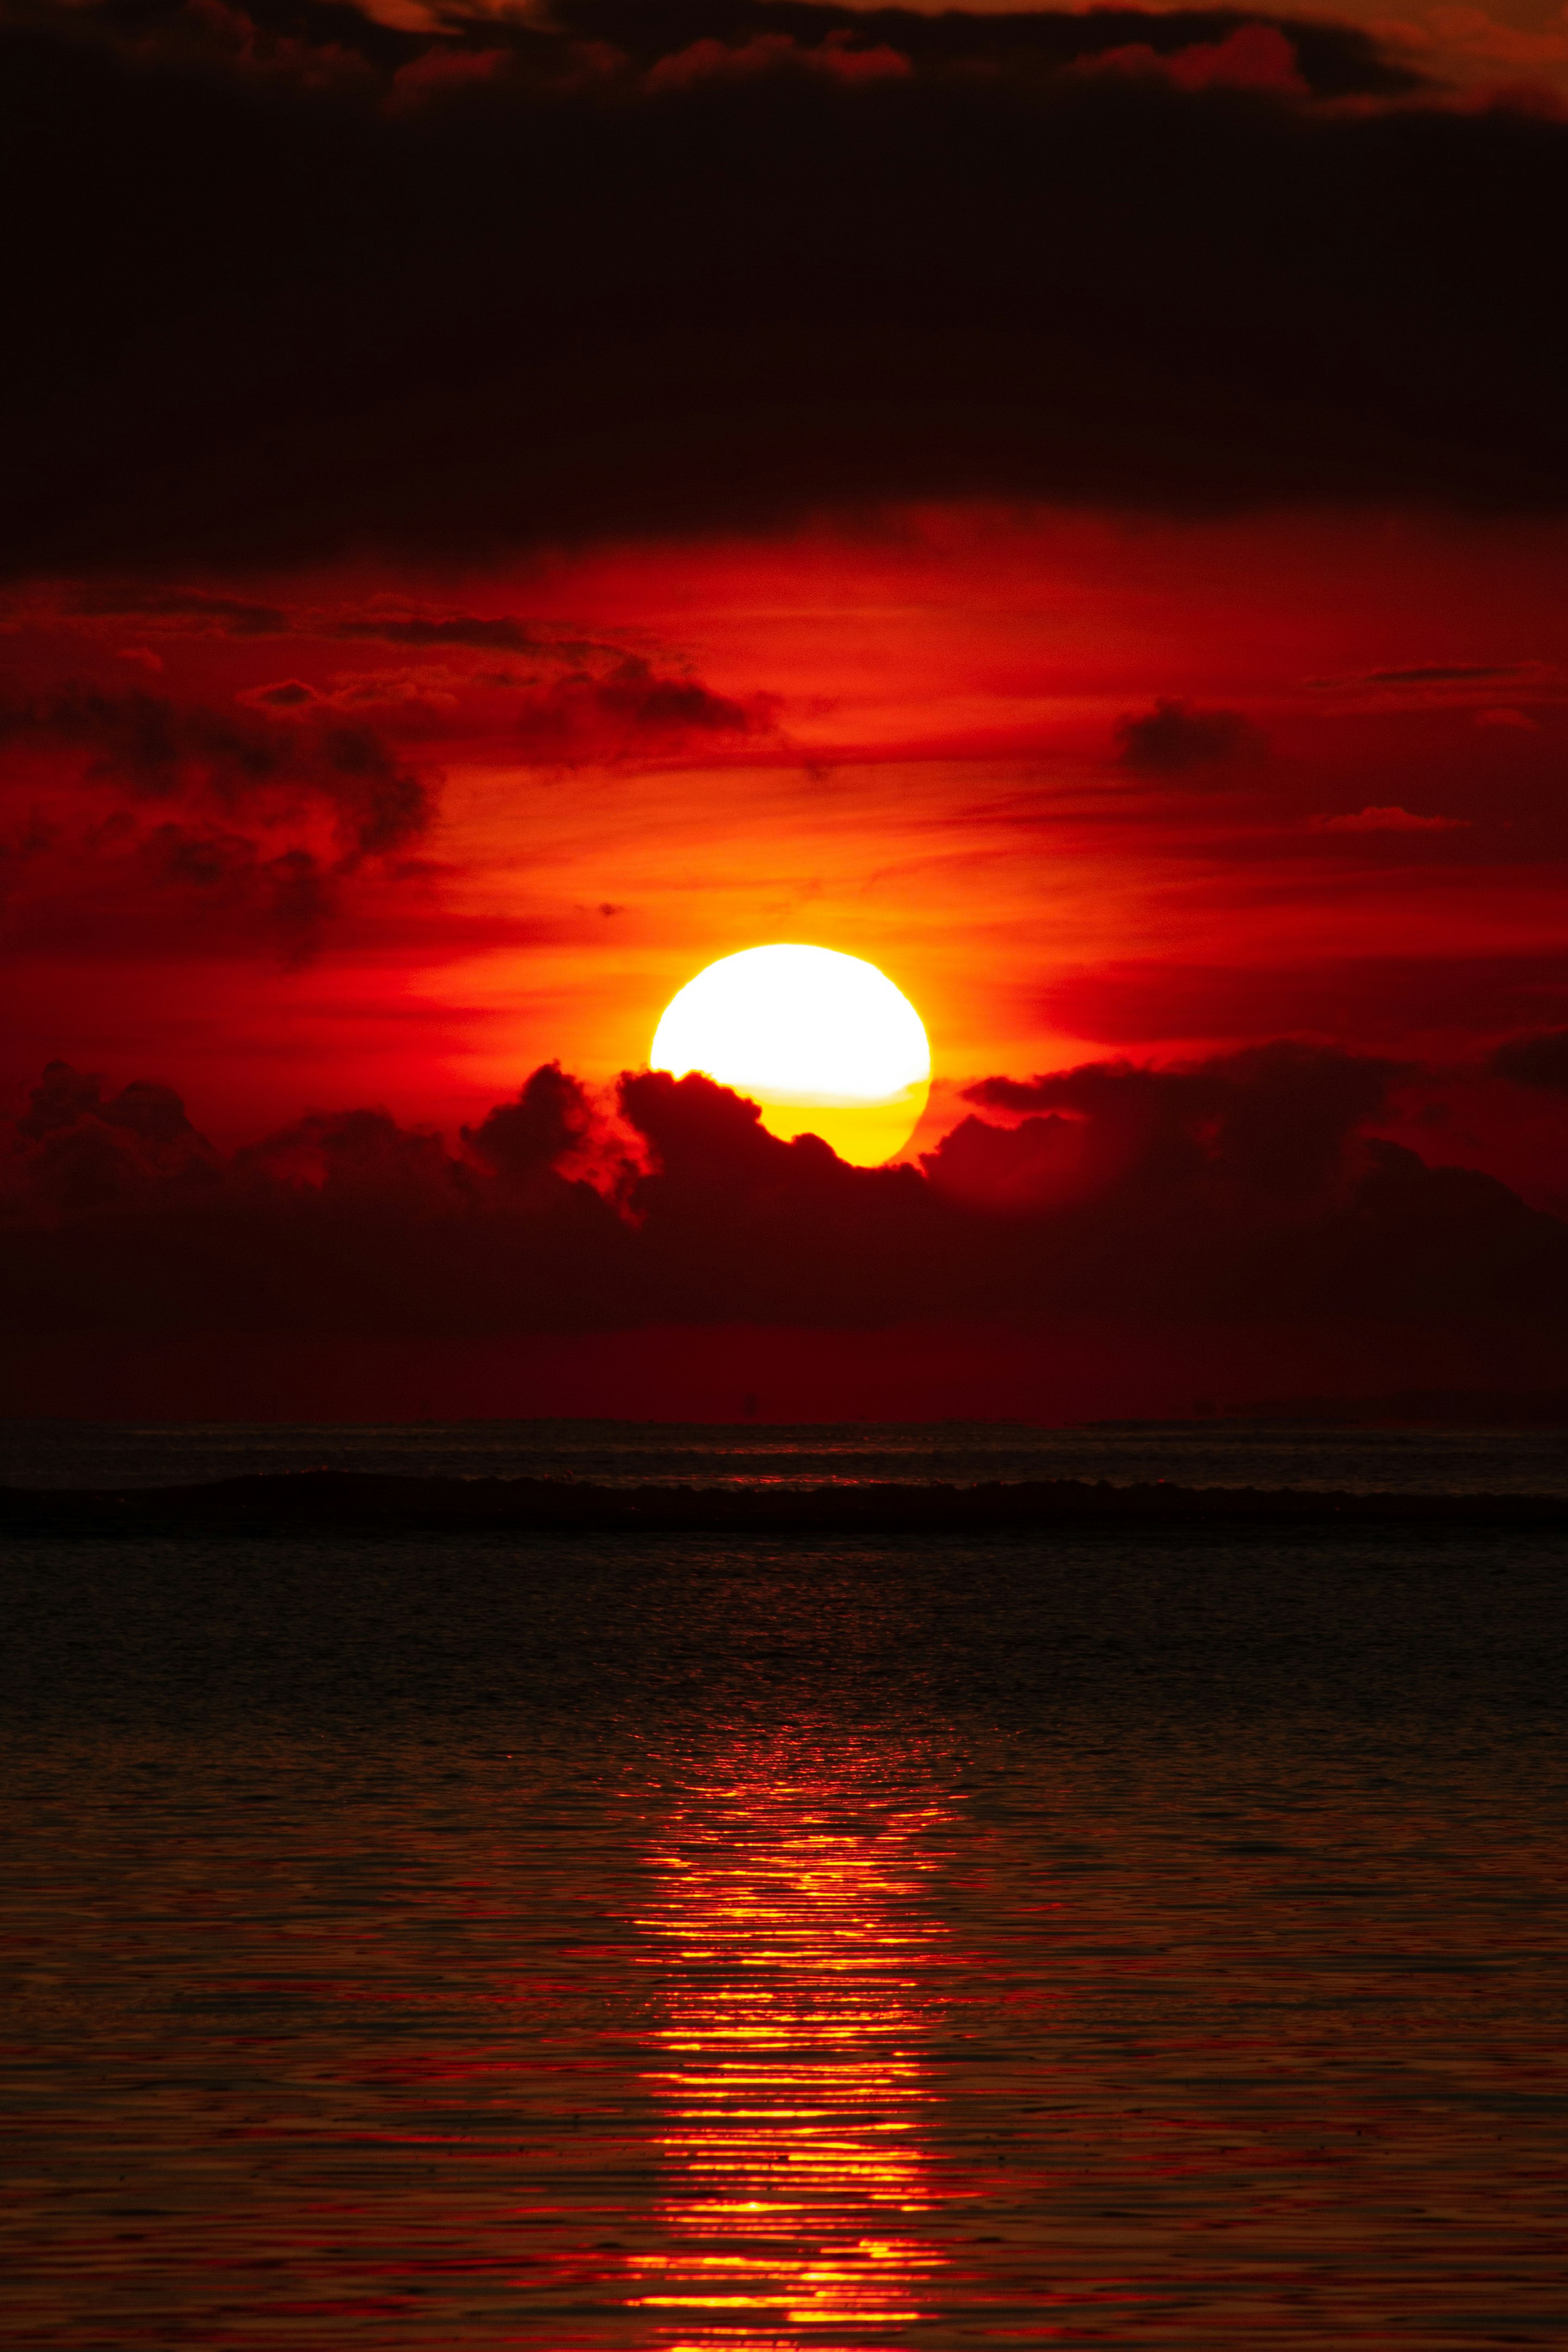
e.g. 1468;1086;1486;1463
2;1519;1564;2345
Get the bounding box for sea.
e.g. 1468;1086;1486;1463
2;1420;1565;2347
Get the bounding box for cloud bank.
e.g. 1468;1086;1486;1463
5;1043;1566;1348
4;0;1566;578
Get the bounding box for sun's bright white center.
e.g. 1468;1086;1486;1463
651;944;931;1165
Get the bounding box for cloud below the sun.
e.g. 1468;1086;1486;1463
6;1043;1568;1351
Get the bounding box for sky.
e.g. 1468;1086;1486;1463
3;0;1567;1418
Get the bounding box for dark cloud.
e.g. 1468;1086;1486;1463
139;825;337;961
1491;1029;1568;1092
962;1041;1401;1201
1;1;1563;577
463;1062;595;1189
0;680;433;957
65;590;607;659
68;588;291;636
4;1042;1565;1343
0;808;349;964
17;1059;196;1149
514;658;774;761
553;0;1414;98
5;1059;216;1221
918;1107;1085;1212
331;614;557;652
1071;22;1303;94
615;1052;1565;1328
1365;664;1523;685
1114;697;1265;774
1311;805;1465;833
0;684;432;861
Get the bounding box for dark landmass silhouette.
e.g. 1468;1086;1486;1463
4;1473;1563;1539
1215;1390;1568;1428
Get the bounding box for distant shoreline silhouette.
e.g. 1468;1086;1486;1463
5;1473;1563;1540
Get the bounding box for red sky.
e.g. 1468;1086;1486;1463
7;508;1567;1188
4;0;1567;1417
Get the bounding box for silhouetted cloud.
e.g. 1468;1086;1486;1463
0;677;437;961
5;1042;1564;1346
332;614;557;653
139;826;339;960
1365;663;1523;685
560;0;1416;98
68;588;292;636
463;1062;595;1187
514;659;775;762
961;1040;1400;1200
0;685;432;862
1114;698;1265;774
1491;1029;1568;1092
6;1059;217;1220
1074;22;1305;94
1312;806;1467;832
18;1060;199;1150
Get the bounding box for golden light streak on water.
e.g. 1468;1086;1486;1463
627;1733;952;2347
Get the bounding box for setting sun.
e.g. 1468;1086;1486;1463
650;945;932;1166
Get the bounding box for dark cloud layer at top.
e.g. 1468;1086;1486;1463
567;0;1417;94
2;0;1564;576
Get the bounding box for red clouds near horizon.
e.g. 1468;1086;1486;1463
4;1046;1567;1420
3;0;1567;1416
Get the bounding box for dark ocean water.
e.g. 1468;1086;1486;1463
2;1425;1565;2345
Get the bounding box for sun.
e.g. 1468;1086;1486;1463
651;945;931;1166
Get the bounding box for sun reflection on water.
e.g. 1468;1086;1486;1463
628;1734;952;2349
